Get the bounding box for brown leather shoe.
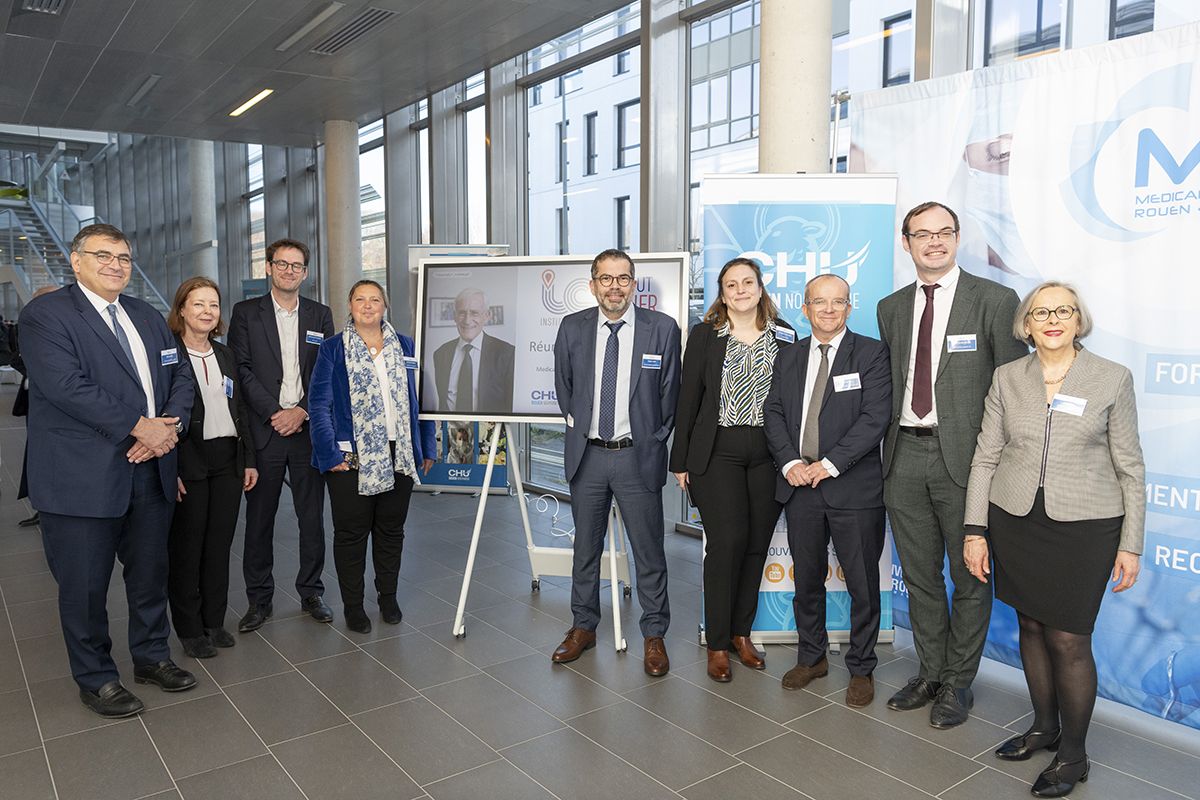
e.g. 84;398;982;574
729;635;765;670
551;627;596;663
707;649;732;682
643;637;670;677
846;673;874;707
781;657;828;690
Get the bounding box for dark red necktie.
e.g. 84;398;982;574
911;283;940;419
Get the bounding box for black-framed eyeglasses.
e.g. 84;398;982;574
904;228;958;243
80;249;133;267
1028;305;1077;322
594;274;633;287
269;259;307;273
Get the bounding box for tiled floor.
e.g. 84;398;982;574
0;391;1197;800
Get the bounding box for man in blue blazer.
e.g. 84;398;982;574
551;249;681;676
763;275;891;707
19;223;197;717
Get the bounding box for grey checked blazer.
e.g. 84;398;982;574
964;348;1145;553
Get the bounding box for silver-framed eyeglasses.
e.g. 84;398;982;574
594;274;633;287
1028;305;1077;322
806;298;850;310
269;259;307;273
905;228;958;243
80;249;133;268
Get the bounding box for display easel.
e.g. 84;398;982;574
451;422;634;651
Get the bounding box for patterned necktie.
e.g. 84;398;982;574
911;283;940;419
800;343;830;463
598;320;624;440
106;304;137;373
455;343;474;412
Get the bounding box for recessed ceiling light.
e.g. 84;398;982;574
230;89;274;117
276;2;345;51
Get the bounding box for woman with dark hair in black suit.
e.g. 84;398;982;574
670;257;795;682
167;277;258;658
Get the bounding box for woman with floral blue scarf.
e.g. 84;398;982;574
309;280;436;634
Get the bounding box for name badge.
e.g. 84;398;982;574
402;356;419;370
305;330;324;346
1051;393;1087;416
774;327;795;344
337;440;353;452
641;354;663;370
223;376;234;399
833;372;861;392
566;414;575;428
160;348;178;366
946;334;977;353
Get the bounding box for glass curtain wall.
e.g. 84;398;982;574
1111;0;1154;38
986;0;1063;64
417;98;431;244
465;72;488;244
360;119;387;288
247;143;265;276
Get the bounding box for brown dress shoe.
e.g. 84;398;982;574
707;649;732;682
781;656;828;690
846;673;874;707
551;627;596;663
729;635;765;669
643;637;670;677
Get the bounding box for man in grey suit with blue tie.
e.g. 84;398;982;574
876;202;1028;728
551;249;682;676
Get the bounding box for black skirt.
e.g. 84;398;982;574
988;488;1122;635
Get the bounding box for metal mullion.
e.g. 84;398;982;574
517;30;641;89
678;0;744;25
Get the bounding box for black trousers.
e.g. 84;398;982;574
243;427;326;606
325;463;415;607
689;426;781;651
168;437;241;638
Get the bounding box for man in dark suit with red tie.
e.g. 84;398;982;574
763;274;891;707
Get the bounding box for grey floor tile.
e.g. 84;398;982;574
569;700;739;789
502;727;678;800
44;719;173;800
787;704;982;795
485;652;624;720
390;585;458;628
979;755;1193;800
424;759;555;800
297;650;418;716
968;682;1038;728
939;764;1040;800
7;597;64;641
680;763;809;800
360;633;480;690
672;657;831;724
175;754;305;800
0;688;41;757
418;575;511;614
136;661;223;713
15;631;72;684
193;631;294;687
1080;722;1200;799
223;671;347;745
29;675;130;739
512;583;575;624
142;693;267;779
271;724;424;800
562;646;663;694
623;675;786;754
0;550;48;579
256;614;358;664
0;529;43;557
418;618;537;669
0;570;58;605
0;748;56;800
467;599;569;649
353;697;498;786
422;673;563;749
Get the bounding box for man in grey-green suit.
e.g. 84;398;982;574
876;202;1028;729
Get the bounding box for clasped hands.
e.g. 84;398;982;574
785;460;832;488
127;415;179;463
270;406;308;436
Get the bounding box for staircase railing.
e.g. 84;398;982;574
0;208;64;298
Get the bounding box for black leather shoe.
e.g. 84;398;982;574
995;728;1061;761
887;677;942;711
345;605;371;634
18;512;40;528
929;684;973;729
206;627;236;648
238;603;272;632
302;595;334;623
378;594;403;625
180;635;217;659
1031;755;1089;797
133;661;197;692
79;681;144;718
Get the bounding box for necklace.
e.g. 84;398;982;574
1043;351;1077;385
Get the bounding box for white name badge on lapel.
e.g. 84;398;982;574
832;372;862;392
774;327;795;344
641;354;663;369
223;376;234;399
946;334;977;352
160;348;178;366
1051;394;1087;416
402;356;419;370
305;330;324;346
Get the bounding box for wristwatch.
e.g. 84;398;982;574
175;421;184;434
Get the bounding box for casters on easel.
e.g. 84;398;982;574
454;626;466;639
531;579;541;592
623;584;632;598
618;639;628;653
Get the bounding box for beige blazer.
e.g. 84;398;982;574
965;348;1145;553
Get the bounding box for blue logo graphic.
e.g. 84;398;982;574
1135;129;1200;187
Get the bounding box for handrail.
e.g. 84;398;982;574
0;209;62;293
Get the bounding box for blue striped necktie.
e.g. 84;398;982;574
106;304;138;373
598;320;624;440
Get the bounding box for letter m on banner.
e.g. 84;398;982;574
1135;129;1200;187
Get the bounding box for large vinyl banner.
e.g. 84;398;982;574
852;23;1200;728
700;174;898;642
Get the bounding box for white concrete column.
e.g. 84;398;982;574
323;119;362;314
187;139;218;281
759;0;833;174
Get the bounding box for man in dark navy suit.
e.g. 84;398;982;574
20;223;197;717
763;274;891;707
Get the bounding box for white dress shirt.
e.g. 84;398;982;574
372;351;398;439
781;328;847;479
587;305;636;440
78;283;156;418
899;265;961;427
446;336;483;411
273;294;304;409
186;347;238;440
